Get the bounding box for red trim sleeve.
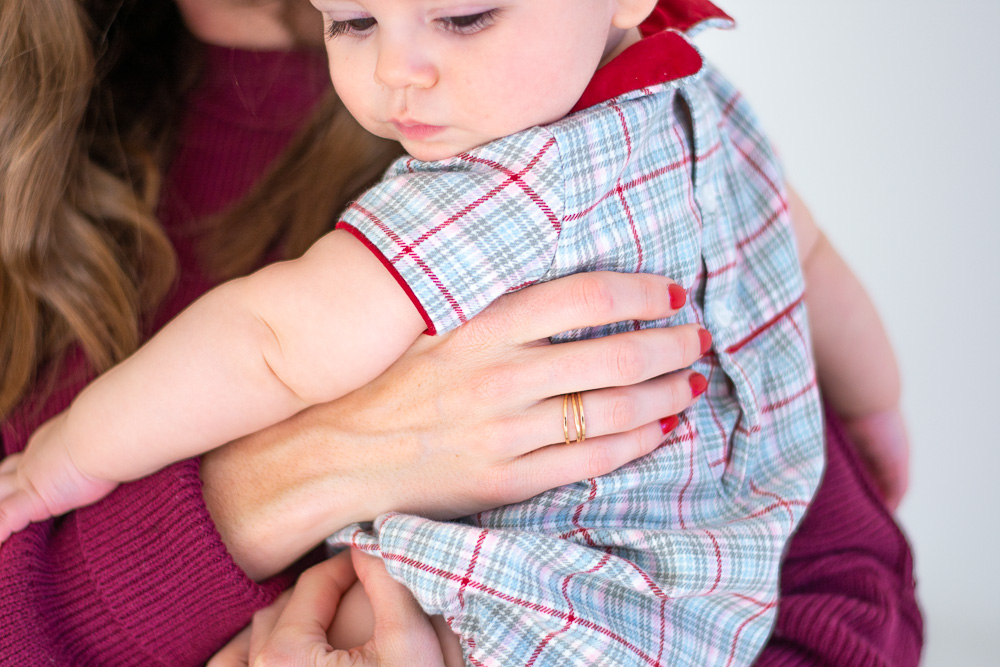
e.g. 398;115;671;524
336;222;437;335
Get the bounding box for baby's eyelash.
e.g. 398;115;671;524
438;9;500;34
325;17;376;40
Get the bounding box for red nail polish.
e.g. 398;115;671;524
698;328;712;356
689;372;708;397
668;283;687;310
659;415;679;434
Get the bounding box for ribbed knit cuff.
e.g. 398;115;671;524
72;458;290;665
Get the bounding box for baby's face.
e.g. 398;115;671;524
310;0;621;161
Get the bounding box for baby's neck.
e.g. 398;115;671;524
600;26;642;68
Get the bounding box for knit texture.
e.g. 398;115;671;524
0;45;330;665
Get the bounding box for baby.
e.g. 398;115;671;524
0;0;904;664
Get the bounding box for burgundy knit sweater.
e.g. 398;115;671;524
0;44;921;666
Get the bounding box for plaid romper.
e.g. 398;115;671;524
330;4;825;665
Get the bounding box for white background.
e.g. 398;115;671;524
697;2;1000;664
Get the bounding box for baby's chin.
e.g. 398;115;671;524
402;140;471;163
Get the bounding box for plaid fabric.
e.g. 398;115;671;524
331;26;824;667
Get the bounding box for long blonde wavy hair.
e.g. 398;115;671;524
0;0;400;418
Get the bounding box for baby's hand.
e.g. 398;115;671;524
0;415;117;543
841;408;910;512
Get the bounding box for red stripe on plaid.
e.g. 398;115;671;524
612;103;633;160
613;180;644;334
655;597;668;665
724;600;777;667
735;205;787;251
761;376;817;414
614;185;644;272
370;546;664;666
466;632;486;667
673;125;704;233
790;310;809;350
525;551;612;667
721;92;742;119
562;154;692;223
725;296;804;354
342;206;468;325
750;478;802;529
676;415;697;529
733;410;762;438
458;530;489;608
732;140;783;202
391;138;559;262
336;222;440;333
703;529;723;594
732;593;776;608
619;557;671;600
508;278;539;292
730;497;810;528
659;426;697;449
706;259;738;278
570;479;600;548
459;151;561;232
704;365;731;463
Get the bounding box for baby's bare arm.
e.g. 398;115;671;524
0;231;426;544
62;230;425;481
788;186;909;506
788;186;901;417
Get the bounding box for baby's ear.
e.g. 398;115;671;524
612;0;657;30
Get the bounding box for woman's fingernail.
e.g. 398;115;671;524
659;415;680;434
689;372;708;397
668;283;687;310
698;328;712;356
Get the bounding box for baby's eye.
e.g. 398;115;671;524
325;17;377;39
439;9;499;35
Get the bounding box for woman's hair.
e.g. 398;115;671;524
0;0;401;417
0;0;178;417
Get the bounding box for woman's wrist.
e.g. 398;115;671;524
200;409;376;581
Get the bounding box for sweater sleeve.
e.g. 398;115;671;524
0;456;290;666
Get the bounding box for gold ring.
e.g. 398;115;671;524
574;392;586;443
562;392;586;445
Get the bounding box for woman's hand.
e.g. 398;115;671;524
202;272;708;580
208;549;448;667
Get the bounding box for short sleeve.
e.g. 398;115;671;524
336;128;565;334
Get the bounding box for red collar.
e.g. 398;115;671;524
571;0;733;113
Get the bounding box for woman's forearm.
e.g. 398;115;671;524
200;404;371;581
202;272;707;581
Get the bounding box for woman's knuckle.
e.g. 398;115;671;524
607;393;638;431
482;466;520;505
610;340;645;383
623;427;651;460
572;274;615;319
587;443;615;478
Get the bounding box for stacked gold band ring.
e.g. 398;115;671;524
562;392;587;445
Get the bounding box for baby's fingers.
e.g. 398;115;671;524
0;453;22;475
0;482;51;543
